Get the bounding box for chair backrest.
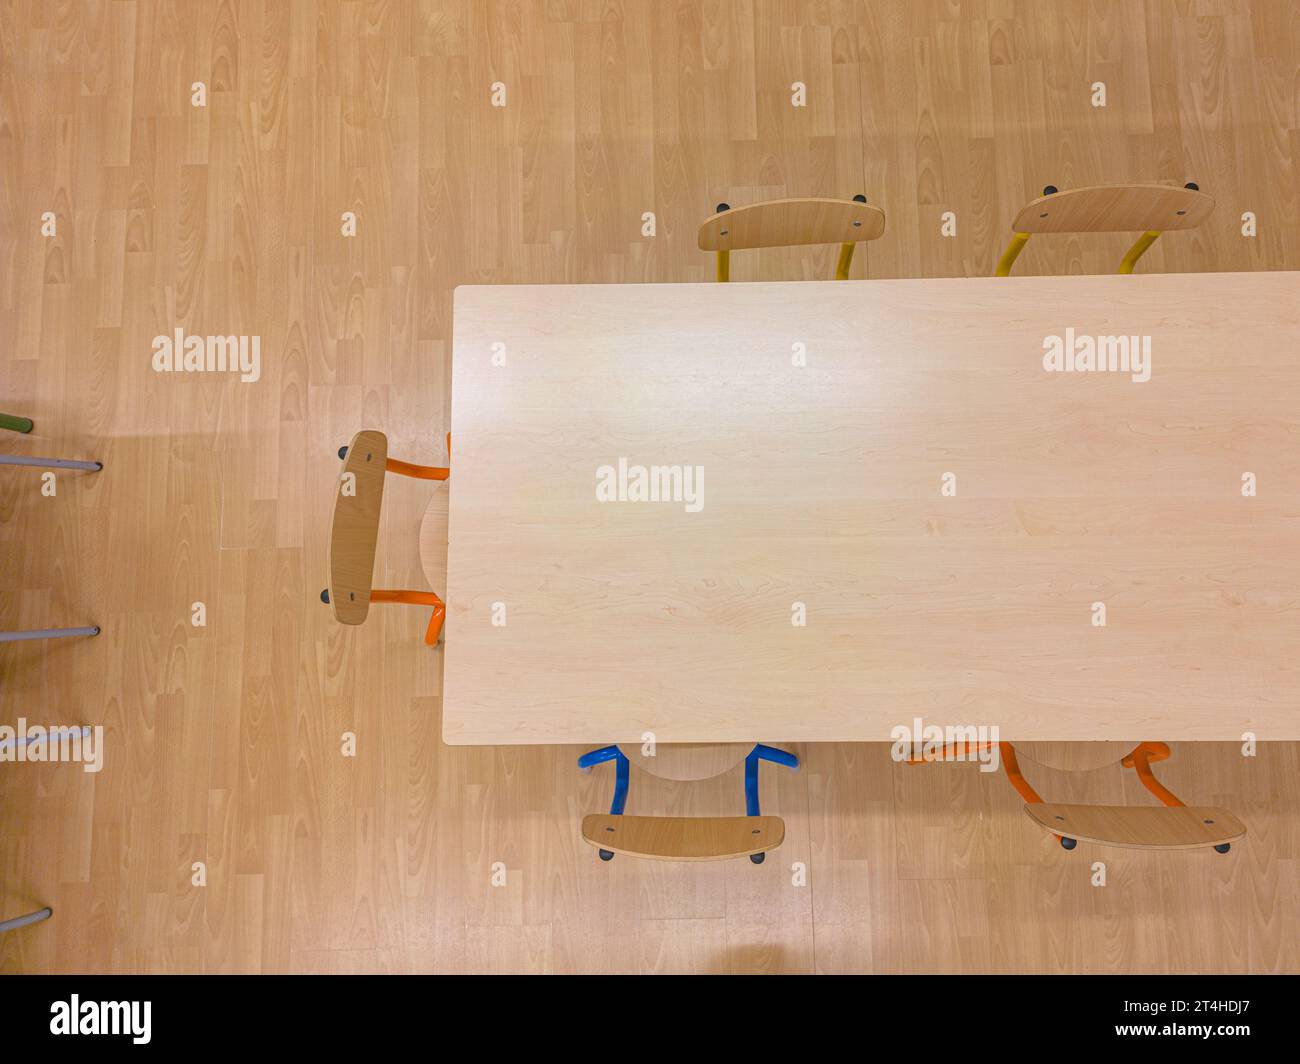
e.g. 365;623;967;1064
582;814;784;861
1012;741;1132;772
327;429;388;625
697;197;886;252
1024;803;1245;851
619;742;753;781
418;479;449;596
1010;182;1214;235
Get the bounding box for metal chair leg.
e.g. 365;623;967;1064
0;413;34;434
715;202;731;281
0;907;52;933
744;744;799;863
578;746;631;860
577;744;630;814
996;232;1031;276
0;454;101;471
0;626;100;643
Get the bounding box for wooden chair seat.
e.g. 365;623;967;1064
1010;182;1214;234
698;196;886;250
581;814;784;861
1024;803;1246;851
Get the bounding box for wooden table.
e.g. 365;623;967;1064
441;274;1300;745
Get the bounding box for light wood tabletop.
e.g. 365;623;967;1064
443;274;1300;746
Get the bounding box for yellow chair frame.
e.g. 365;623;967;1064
997;182;1214;276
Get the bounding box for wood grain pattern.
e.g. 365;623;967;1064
445;274;1300;745
1015;742;1134;773
582;814;785;860
418;480;450;600
2;0;1298;975
1024;804;1246;850
619;743;754;782
327;430;388;624
697;197;886;250
1010;183;1215;234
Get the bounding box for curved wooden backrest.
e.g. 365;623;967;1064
1024;803;1245;850
582;814;784;861
1010;183;1214;234
417;440;452;595
327;429;387;625
698;197;886;251
618;742;753;781
1013;742;1134;772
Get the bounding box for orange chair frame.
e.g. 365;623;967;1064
374;432;450;644
368;588;447;645
907;740;1182;845
327;433;450;645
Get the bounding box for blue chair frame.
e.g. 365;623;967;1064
577;743;799;864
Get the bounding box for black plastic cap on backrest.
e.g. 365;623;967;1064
715;202;730;212
852;194;867;203
1043;185;1058;196
1185;181;1199;191
320;589;330;604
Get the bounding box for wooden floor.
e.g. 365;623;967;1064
2;0;1298;974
